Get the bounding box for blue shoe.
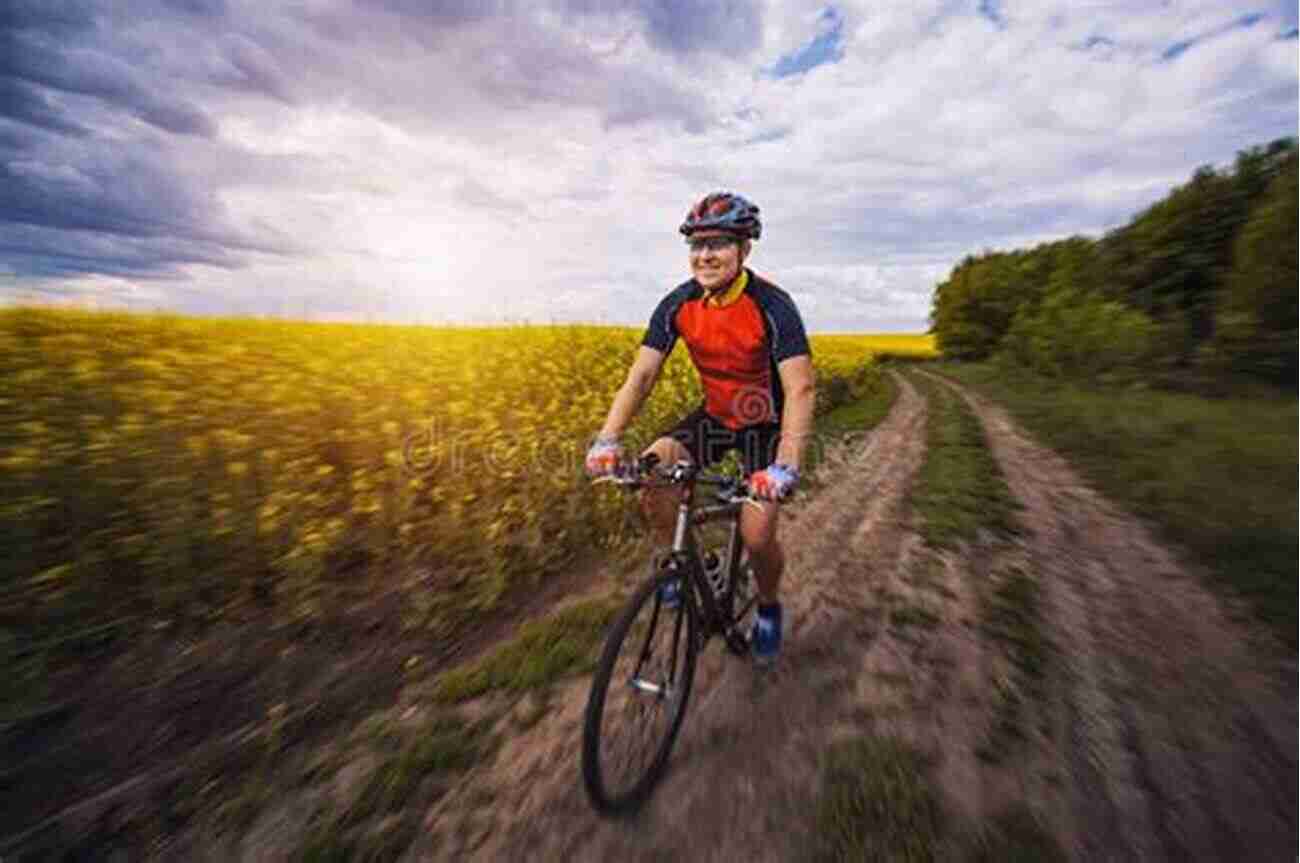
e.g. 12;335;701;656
658;577;682;610
655;556;682;610
750;605;782;666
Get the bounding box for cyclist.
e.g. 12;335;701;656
585;191;816;666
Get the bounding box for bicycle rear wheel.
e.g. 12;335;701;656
582;565;698;814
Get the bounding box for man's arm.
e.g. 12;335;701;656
599;346;668;438
774;354;816;471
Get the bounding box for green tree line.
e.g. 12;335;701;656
929;137;1297;388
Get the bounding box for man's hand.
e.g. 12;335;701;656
585;433;624;477
750;463;799;501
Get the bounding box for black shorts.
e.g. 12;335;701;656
654;406;782;477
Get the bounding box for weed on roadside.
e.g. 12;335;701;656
292;710;494;862
981;569;1048;680
814;734;943;862
801;372;899;486
349;715;488;821
432;597;622;703
966;804;1065;862
976;567;1049;762
905;374;1019;548
889;605;941;632
935;362;1297;648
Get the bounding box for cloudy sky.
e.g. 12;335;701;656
2;1;1296;332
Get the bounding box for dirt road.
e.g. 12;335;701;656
401;370;1295;861
926;371;1298;862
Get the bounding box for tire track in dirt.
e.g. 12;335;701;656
409;373;932;861
834;372;1073;856
925;371;1298;862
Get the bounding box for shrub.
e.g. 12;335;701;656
998;290;1156;381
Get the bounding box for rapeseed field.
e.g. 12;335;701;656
0;308;932;677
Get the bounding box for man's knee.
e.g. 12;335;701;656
641;435;691;467
638;437;690;525
740;503;780;554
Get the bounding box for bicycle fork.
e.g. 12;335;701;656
625;498;698;704
628;579;687;706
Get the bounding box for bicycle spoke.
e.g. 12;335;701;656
633;592;662;675
668;590;684;683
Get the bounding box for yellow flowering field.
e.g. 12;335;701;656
815;332;938;359
0;308;914;669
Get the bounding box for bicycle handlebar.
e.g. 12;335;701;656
591;453;786;507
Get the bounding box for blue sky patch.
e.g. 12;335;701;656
766;6;844;78
1161;38;1195;60
1162;11;1268;60
977;0;1006;29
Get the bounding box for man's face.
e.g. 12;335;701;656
687;230;746;292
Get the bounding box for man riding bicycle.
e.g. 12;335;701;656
585;192;816;666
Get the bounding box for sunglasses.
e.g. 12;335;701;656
686;235;740;253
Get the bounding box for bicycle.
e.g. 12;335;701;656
581;452;770;815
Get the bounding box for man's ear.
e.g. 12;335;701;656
740;239;752;261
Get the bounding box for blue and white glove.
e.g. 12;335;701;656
585;433;624;477
750;462;799;501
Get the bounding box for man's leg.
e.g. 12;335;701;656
741;499;783;665
739;499;782;603
741;423;786;664
638;436;692;546
740;422;785;603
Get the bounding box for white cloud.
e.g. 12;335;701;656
3;0;1296;331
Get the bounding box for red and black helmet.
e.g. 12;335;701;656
679;192;762;240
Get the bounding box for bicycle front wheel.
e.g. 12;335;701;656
582;567;698;815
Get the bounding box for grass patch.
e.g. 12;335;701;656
295;711;491;862
297;818;417;863
977;567;1049;763
432;597;621;703
936;362;1298;648
981;569;1048;681
798;368;899;485
820;371;899;436
795;371;899;488
967;805;1066;862
889;604;941;631
815;734;943;862
902;555;947;591
348;715;487;821
977;676;1027;763
907;373;1019;547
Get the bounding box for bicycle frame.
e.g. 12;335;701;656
664;466;753;648
593;456;761;648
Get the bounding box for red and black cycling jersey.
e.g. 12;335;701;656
641;268;811;431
